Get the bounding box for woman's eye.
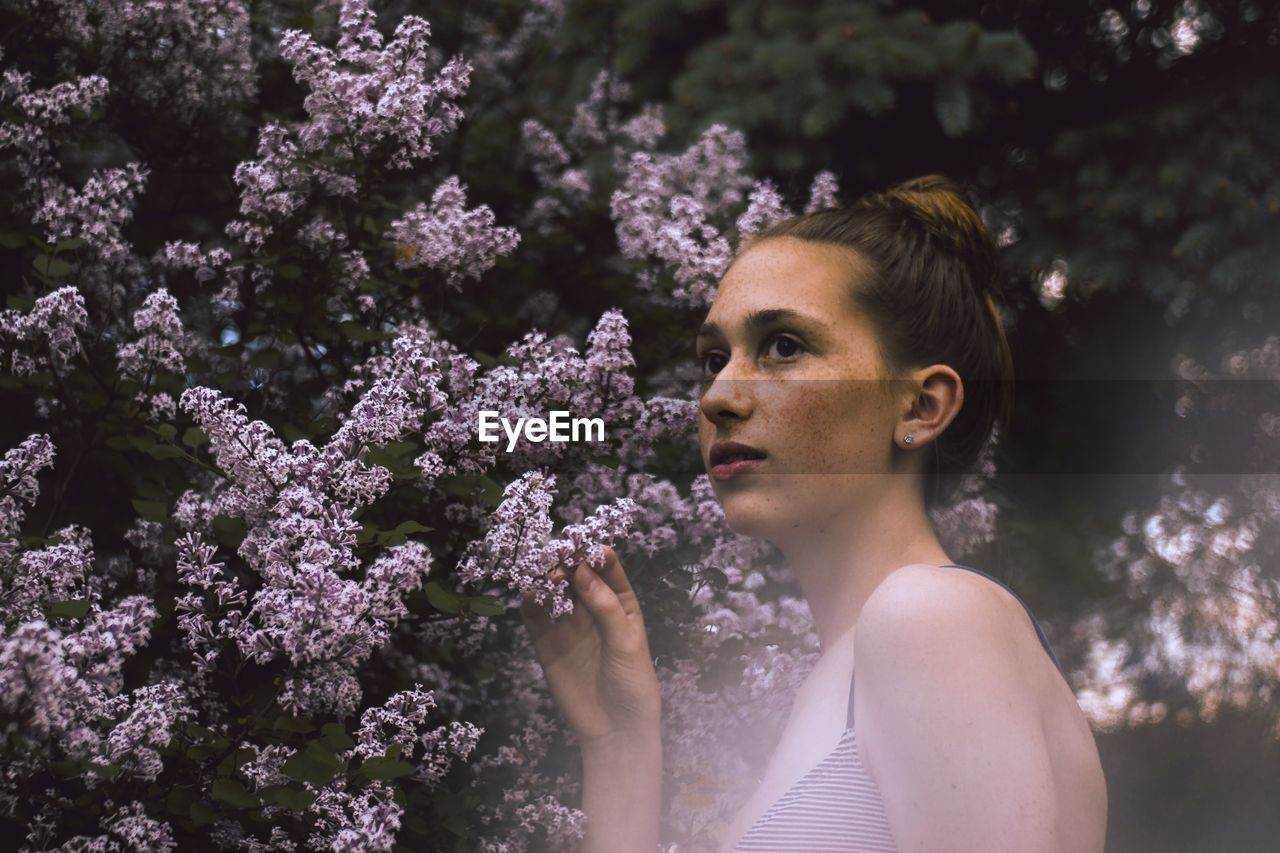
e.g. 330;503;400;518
766;335;803;359
699;352;727;376
701;333;798;376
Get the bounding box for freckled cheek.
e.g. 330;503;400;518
767;386;872;471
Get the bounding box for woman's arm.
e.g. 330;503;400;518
520;549;664;852
854;569;1060;852
579;729;663;852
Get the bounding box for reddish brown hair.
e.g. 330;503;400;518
734;174;1014;508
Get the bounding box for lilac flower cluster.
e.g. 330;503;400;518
0;60;109;185
0;433;56;539
169;336;449;716
47;799;178;851
610;123;753;307
387;175;522;288
414;308;680;482
351;683;483;786
518;69;667;237
0;437;212;838
457;470;637;619
0;286;88;377
116;288;189;421
461;0;567;107
610;117;844;307
33;162;149;265
33;0;256;123
279;0;472;170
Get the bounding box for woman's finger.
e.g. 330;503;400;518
591;546;628;593
591;546;644;614
569;560;632;649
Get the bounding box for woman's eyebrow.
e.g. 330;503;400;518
697;307;821;341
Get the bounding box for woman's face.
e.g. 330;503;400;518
696;237;904;541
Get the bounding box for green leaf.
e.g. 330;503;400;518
282;743;343;786
165;786;196;816
135;438;187;460
388;520;433;536
154;423;177;439
53;237;85;253
465;595;505;617
32;254;72;279
47;599;92;620
442;814;470;837
424;580;462;615
373;518;434;546
589;454;622;469
216;746;257;777
319;722;356;752
84;761;121;781
212;778;261;809
0;231;27;249
189;801;218;826
272;714;316;734
356;523;381;545
134;480;166;499
260;784;317;810
212;515;247;546
131;498;168;522
358;756;416;780
276;263;303;279
182;427;209;448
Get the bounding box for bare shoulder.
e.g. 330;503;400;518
856;563;1045;658
858;563;1022;637
851;561;1065;760
850;564;1068;850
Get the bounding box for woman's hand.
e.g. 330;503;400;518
519;546;662;750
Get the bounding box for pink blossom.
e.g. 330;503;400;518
0;285;89;377
457;470;637;619
734;177;794;239
804;168;842;213
0;433;56;537
387;175;521;288
610;124;753;308
33;162;149;264
279;0;473;170
116;288;188;380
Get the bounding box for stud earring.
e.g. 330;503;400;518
903;433;914;445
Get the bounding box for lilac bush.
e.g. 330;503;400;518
0;1;1008;850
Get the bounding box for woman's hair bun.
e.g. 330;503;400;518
856;173;998;294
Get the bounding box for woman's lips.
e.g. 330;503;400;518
711;457;765;481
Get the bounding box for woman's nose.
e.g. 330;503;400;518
699;362;755;423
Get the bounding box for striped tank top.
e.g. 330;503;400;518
732;563;1066;852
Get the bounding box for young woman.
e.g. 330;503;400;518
520;174;1108;852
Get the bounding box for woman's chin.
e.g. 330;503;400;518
719;494;791;541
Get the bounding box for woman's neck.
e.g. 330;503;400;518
772;477;951;653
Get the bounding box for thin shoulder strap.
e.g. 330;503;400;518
845;563;1067;730
846;670;858;730
941;563;1067;679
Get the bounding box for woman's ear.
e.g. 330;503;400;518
901;364;963;442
